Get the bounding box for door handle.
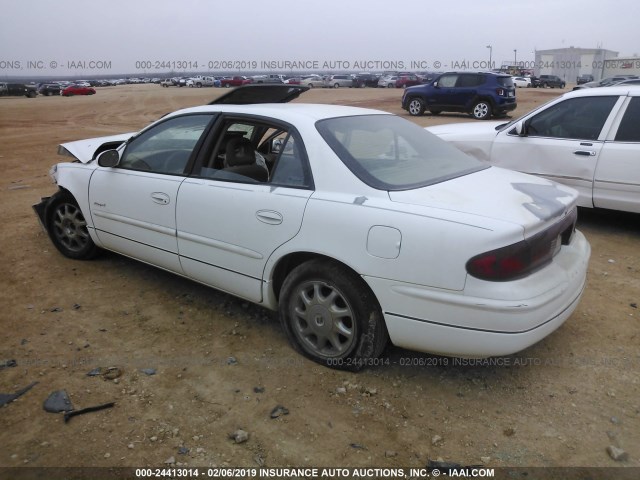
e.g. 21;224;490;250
256;210;283;225
150;192;170;205
573;150;596;156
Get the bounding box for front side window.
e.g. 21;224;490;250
526;96;617;140
316;114;486;191
119;114;213;174
437;75;457;88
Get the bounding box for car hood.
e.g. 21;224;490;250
426;122;509;162
208;84;309;105
388;167;578;237
58;133;135;163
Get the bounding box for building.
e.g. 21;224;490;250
534;47;618;83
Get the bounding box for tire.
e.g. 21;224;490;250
472;101;492;120
46;192;98;260
543;82;549;88
279;259;388;370
333;83;340;88
407;97;425;116
387;83;394;88
225;84;231;88
196;83;202;88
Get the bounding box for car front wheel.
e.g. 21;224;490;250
407;98;425;116
472;101;492;120
47;192;98;260
279;259;388;370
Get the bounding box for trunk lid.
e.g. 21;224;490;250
388;167;578;237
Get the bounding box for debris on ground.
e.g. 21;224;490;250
43;390;74;413
0;381;38;407
63;402;116;423
228;429;249;443
270;405;289;419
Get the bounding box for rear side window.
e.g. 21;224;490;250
615;97;640;142
497;76;514;87
457;74;484;87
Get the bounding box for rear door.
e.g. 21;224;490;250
593;94;640;212
489;95;623;207
176;116;314;302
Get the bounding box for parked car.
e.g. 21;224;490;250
252;74;284;84
324;74;352;88
512;77;532;88
300;75;325;88
573;75;639;90
283;77;301;85
377;75;397;88
187;76;217;88
160;78;175;87
352;73;380;88
538;75;566;88
402;71;517;120
395;74;421;89
427;86;640;213
61;85;96;96
33;85;589;369
38;83;62;96
0;82;37;98
528;76;542;88
576;74;594;85
220;76;253;88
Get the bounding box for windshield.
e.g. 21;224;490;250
316;115;487;191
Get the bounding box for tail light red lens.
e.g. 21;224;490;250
466;208;577;281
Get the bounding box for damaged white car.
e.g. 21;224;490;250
427;86;640;214
34;85;590;369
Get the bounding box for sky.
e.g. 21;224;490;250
1;0;639;78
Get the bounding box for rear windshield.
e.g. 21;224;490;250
497;76;514;87
316;115;487;191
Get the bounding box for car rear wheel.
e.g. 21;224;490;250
47;192;98;260
407;98;425;116
472;101;492;120
333;83;340;88
279;259;388;370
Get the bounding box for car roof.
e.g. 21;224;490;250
565;84;640;97
168;103;390;123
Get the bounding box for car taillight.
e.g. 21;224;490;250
496;88;505;96
466;208;577;281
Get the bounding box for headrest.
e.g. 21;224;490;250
225;137;255;167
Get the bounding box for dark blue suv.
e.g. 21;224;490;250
402;72;516;120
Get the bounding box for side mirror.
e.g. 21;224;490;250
97;149;120;167
433;81;439;88
272;138;283;153
514;120;526;137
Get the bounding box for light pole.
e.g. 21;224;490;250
486;45;492;68
514;49;517;68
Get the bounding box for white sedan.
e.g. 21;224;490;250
427;85;640;214
512;76;532;88
34;85;590;369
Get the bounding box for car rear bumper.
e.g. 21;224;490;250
364;230;590;357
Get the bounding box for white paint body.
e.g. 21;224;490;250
50;103;590;358
427;86;640;214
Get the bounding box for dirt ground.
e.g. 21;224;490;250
0;84;638;474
